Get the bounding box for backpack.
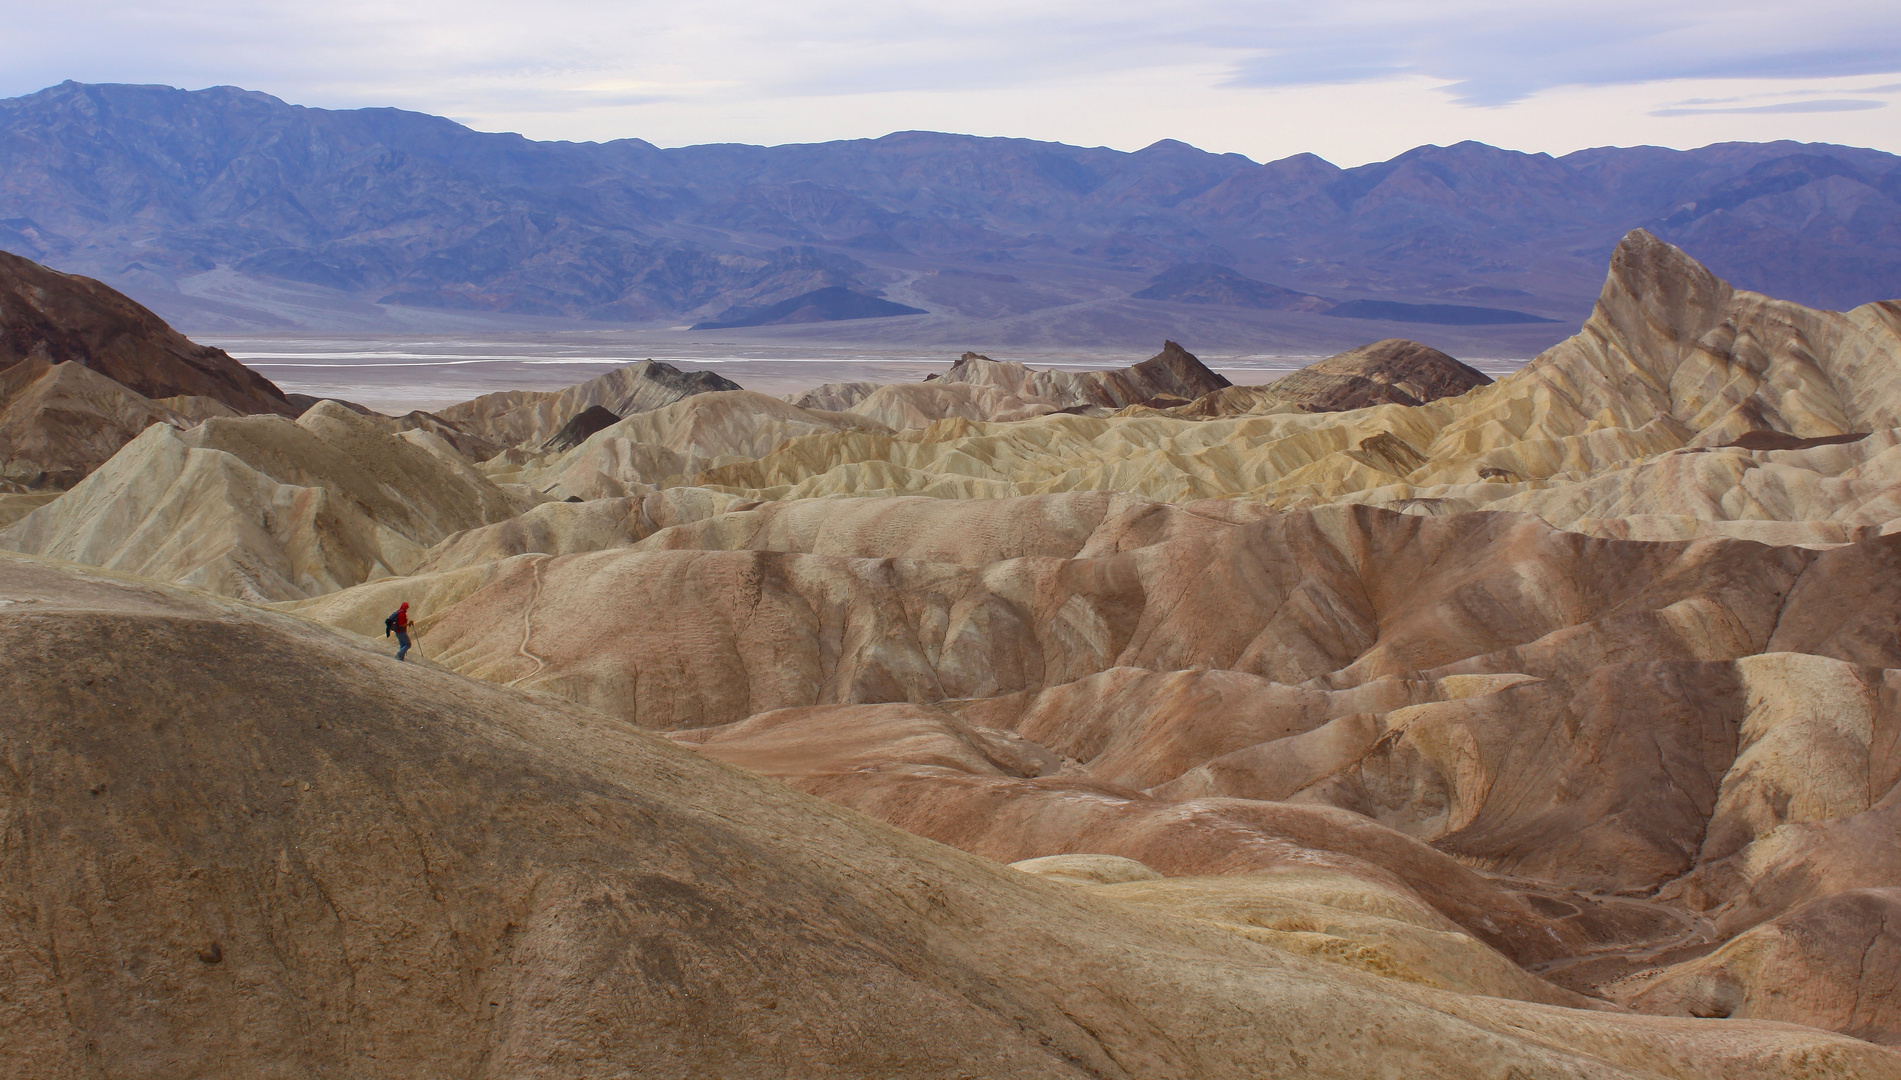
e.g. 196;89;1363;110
384;610;400;637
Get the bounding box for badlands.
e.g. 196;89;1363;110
3;229;1901;1077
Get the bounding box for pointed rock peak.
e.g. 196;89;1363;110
1594;229;1733;346
1132;341;1231;391
0;356;57;400
1606;229;1725;297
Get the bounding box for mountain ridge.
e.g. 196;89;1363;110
1;82;1897;343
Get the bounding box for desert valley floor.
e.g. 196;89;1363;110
2;230;1900;1078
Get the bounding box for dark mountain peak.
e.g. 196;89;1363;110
0;249;292;415
1132;138;1248;163
1270;338;1490;412
1443;139;1557;162
7;79;294;118
1128;340;1231;398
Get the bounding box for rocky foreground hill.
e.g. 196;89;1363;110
3;232;1901;1076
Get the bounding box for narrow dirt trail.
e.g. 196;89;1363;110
509;555;551;686
1525;891;1719;998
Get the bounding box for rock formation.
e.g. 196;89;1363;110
780;347;1242;431
0;250;300;488
267;486;1901;1048
1267;338;1492;410
0;401;538;600
416;232;1895;545
1626;888;1901;1042
436;359;742;447
9;229;1901;1067
4;551;1895;1078
0;249;292;415
932;340;1232;410
487;389;895;500
539;404;622;452
0;356;195;488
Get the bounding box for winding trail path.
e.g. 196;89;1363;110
509;555;551;686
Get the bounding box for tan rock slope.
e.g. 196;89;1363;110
0;401;537;600
448;232;1900;546
436;358;741;446
277;491;1901;1045
4;551;1894;1079
782;341;1237;431
484;389;895;499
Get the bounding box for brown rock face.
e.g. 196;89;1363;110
271;491;1901;1053
312;500;1836;731
936;340;1230;409
1627;889;1901;1044
0;357;188;488
13;553;1893;1078
1268;339;1492;411
0;249;292;416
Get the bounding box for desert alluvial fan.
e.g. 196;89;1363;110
3;106;1901;1078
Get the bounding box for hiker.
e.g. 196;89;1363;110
385;601;413;661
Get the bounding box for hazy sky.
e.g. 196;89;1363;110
5;0;1898;165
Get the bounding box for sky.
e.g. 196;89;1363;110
4;0;1898;166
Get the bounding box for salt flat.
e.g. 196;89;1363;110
207;330;1532;413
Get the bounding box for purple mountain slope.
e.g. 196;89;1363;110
1;81;1896;343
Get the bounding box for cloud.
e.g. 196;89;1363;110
1216;2;1901;106
0;0;1899;163
1666;81;1901;106
1651;98;1888;117
7;0;1901;112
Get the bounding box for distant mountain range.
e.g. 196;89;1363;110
1;81;1897;349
